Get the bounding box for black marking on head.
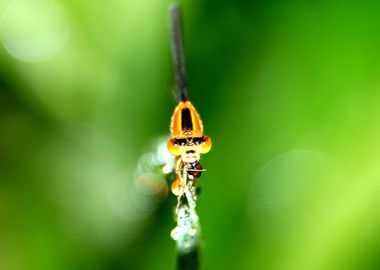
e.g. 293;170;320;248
181;108;193;131
176;138;187;146
192;137;204;145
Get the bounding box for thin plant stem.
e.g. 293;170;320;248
171;170;201;270
170;3;188;102
169;4;202;269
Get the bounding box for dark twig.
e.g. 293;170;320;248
170;4;188;102
177;248;200;270
173;197;201;270
169;4;201;270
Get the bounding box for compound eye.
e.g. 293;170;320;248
167;138;181;156
177;138;187;146
193;137;203;145
200;136;212;154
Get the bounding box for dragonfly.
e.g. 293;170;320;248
167;100;212;197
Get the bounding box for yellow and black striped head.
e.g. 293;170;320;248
167;101;212;162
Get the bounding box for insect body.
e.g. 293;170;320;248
167;101;212;196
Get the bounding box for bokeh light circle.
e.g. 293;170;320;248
248;150;332;233
0;0;69;62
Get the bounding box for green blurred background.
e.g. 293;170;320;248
1;0;380;269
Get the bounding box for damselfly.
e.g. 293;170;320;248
167;101;212;197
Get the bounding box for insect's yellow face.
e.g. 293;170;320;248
180;141;201;163
167;136;212;162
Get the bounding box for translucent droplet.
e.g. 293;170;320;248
170;227;181;241
171;178;182;196
162;163;173;174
